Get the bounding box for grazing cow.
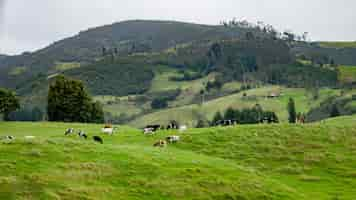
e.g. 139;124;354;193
0;136;15;140
179;125;187;132
93;136;103;144
153;140;167;147
24;136;35;139
215;119;238;127
78;130;88;139
145;125;161;132
166;121;179;130
65;128;75;135
143;128;155;135
102;127;118;135
166;135;180;143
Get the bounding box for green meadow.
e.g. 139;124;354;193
1;116;356;199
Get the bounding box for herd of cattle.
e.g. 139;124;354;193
0;123;185;147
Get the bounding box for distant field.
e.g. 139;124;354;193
319;41;356;48
8;66;27;76
1;118;356;199
338;65;356;83
149;65;212;93
94;95;146;117
54;62;81;71
130;86;340;127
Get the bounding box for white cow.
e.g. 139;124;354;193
143;128;155;135
166;135;180;143
102;127;117;135
179;125;187;132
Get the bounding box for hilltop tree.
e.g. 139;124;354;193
47;75;104;123
0;88;20;120
287;98;297;123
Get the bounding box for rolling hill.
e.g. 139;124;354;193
129;86;340;127
1;115;356;199
1;19;356;126
0;20;257;89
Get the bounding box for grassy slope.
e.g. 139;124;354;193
2;117;356;199
338;65;356;83
319;41;356;48
1;122;300;200
96;66;217;117
130;86;340;127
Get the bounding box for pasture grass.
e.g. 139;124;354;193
131;86;340;127
1;118;356;199
319;41;356;49
338;65;356;83
8;67;27;76
54;62;81;72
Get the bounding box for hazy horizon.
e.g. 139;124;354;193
0;0;355;55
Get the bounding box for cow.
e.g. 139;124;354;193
215;119;238;127
143;128;155;135
166;135;180;143
179;125;187;132
145;125;161;132
65;128;75;135
0;136;15;140
102;127;118;135
166;121;179;130
93;136;103;144
153;140;167;147
78;130;88;139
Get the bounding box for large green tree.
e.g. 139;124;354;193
47;75;104;123
0;88;20;120
287;98;297;123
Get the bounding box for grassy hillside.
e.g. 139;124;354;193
319;41;356;49
1;122;299;200
1;118;356;199
338;65;356;83
130;86;340;127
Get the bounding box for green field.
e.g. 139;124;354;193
54;62;81;72
338;65;356;83
1;116;356;199
130;86;340;127
319;41;356;49
8;67;27;76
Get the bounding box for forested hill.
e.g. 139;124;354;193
0;54;7;61
0;20;267;88
0;19;355;98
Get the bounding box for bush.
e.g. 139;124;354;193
151;98;168;109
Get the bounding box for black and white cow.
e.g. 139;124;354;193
65;128;75;135
78;130;88;139
166;135;180;143
0;136;15;140
145;125;161;132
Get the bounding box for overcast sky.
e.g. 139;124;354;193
0;0;355;55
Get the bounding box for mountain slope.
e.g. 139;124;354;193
0;20;250;88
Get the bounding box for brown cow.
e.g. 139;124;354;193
153;140;167;147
